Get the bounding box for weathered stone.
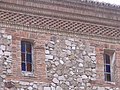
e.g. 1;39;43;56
82;75;88;79
65;40;71;46
1;75;6;78
53;78;59;84
7;35;12;40
98;87;105;90
60;60;64;64
77;78;82;82
56;86;63;90
33;84;37;88
79;63;83;67
45;50;50;54
72;46;76;50
7;69;12;74
44;87;51;90
28;86;33;90
0;45;5;51
58;76;65;81
51;86;55;90
55;61;59;66
19;81;29;85
46;55;54;60
53;74;58;77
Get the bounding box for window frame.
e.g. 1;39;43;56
21;41;34;73
104;49;115;82
104;54;111;81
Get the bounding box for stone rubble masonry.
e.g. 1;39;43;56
0;27;120;90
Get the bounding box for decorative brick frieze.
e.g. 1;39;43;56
0;10;120;40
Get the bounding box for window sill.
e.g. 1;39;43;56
105;81;116;85
22;71;34;77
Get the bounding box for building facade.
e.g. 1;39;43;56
0;0;120;90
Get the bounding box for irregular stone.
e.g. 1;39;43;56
65;40;71;46
51;86;55;90
79;63;83;67
82;75;88;79
7;69;12;74
33;84;37;88
53;78;59;84
70;71;74;75
60;60;64;64
56;86;63;90
65;81;70;86
58;76;65;81
28;86;33;90
98;87;105;90
46;55;54;59
50;41;55;45
7;35;12;40
55;61;59;66
19;81;29;85
0;45;5;51
77;78;82;82
45;50;50;54
53;74;58;77
72;46;75;50
44;87;51;90
1;75;6;78
65;61;72;67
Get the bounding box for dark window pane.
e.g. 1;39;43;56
105;74;111;81
21;53;25;62
26;43;31;53
22;63;26;71
21;41;33;72
26;54;32;63
105;54;110;64
27;63;32;72
105;65;111;72
21;42;25;52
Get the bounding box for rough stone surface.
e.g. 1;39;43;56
0;28;119;90
44;36;97;90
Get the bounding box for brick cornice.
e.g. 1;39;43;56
1;10;120;36
0;0;120;28
0;19;120;44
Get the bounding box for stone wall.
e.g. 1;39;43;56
0;28;120;90
44;35;96;90
44;35;120;90
0;29;12;90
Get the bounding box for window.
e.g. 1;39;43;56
104;50;115;82
104;54;111;81
21;41;33;72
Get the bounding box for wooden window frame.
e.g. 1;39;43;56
104;49;115;82
21;41;33;72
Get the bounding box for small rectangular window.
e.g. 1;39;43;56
21;41;33;72
104;54;111;81
104;50;115;82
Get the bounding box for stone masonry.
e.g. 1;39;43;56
44;35;120;90
0;28;119;90
0;0;120;90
